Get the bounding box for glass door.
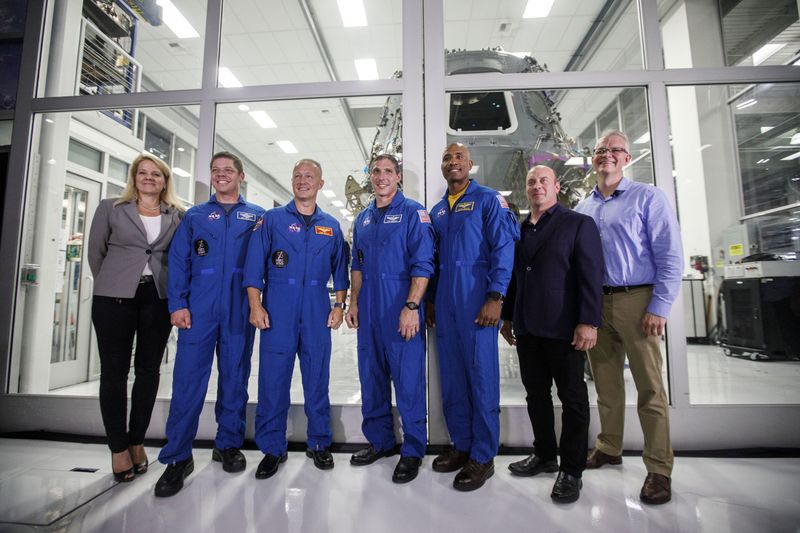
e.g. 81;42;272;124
49;173;101;390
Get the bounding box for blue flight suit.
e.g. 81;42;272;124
352;191;435;458
429;180;519;463
159;195;265;464
243;202;349;455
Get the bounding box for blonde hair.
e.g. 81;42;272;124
115;152;185;212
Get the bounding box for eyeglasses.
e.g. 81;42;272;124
593;147;629;156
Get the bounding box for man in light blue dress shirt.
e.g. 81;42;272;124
574;130;683;505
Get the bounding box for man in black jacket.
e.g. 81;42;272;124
500;165;603;503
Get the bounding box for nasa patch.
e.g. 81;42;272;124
384;214;403;224
194;239;209;256
289;222;302;233
436;207;447;218
272;250;289;268
208;211;222;221
362;217;371;227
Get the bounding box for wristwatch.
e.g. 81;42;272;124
334;302;346;311
405;301;420;310
487;291;504;302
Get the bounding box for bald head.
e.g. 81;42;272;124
441;143;473;192
526;165;560;217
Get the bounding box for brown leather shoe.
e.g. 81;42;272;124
453;459;494;491
640;473;671;504
585;448;622;469
432;449;470;473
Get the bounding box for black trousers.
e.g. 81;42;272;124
92;281;172;453
516;334;590;477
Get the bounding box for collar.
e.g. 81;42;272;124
523;202;561;226
441;179;476;201
591;176;630;198
369;190;406;214
210;194;245;206
287;200;319;219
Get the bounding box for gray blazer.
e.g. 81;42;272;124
88;198;182;299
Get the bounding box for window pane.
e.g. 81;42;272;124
442;87;658;407
13;106;198;395
445;0;643;74
668;82;800;405
215;95;405;405
39;0;207;96
661;0;800;68
220;0;402;86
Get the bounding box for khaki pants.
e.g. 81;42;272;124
588;286;674;477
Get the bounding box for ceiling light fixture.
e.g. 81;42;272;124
752;43;786;66
249;110;276;129
337;0;368;27
156;0;199;39
735;98;757;110
354;58;379;80
277;140;298;154
791;133;800;145
172;167;191;177
565;157;585;166
499;191;512;196
781;151;800;161
218;67;242;88
340;208;352;216
331;200;345;207
634;132;650;144
469;165;480;175
523;0;555;18
322;190;337;198
238;104;250;112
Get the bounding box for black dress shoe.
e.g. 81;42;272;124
349;445;396;466
306;448;334;470
432;449;470;473
453;459;494;491
551;471;582;503
212;447;246;473
154;457;194;497
508;454;559;477
255;453;287;480
392;456;422;484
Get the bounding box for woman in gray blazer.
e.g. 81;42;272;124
88;152;184;482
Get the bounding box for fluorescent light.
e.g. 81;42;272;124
634;132;650;144
781;151;800;161
337;0;368;27
249;110;276;129
752;43;786;66
760;126;774;134
172;167;191;177
44;118;54;124
498;191;512;196
346;216;354;222
791;133;800;145
354;58;379;80
331;200;345;207
322;190;337;198
177;146;185;152
238;104;250;112
735;98;757;110
218;67;242;88
340;208;352;216
469;165;480;175
509;52;530;58
156;0;199;39
756;159;770;164
565;157;585;166
519;209;530;215
277;140;298;154
698;144;712;152
523;0;555;18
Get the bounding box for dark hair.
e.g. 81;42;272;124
210;151;244;174
371;154;401;174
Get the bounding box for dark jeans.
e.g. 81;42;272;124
92;281;172;453
516;334;590;477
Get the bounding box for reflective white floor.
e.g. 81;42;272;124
53;329;800;406
0;439;798;533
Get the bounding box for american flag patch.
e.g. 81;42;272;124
496;194;509;209
417;210;431;223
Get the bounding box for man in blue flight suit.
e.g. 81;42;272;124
243;158;350;479
154;151;265;497
345;154;435;484
427;143;519;492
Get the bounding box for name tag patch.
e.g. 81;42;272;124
384;214;403;224
455;201;474;213
315;226;333;236
237;211;257;222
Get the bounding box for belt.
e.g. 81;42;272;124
602;284;652;295
139;275;154;284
